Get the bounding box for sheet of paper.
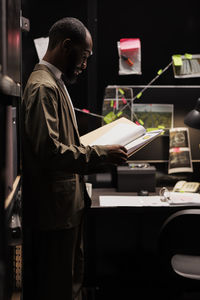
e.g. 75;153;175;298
99;192;200;207
169;192;200;205
34;37;49;60
90;123;144;146
125;130;162;152
99;195;169;207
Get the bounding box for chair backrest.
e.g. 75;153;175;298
171;254;200;280
158;209;200;284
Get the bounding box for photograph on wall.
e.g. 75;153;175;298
102;86;134;124
132;103;174;130
169;129;189;148
102;99;132;124
172;54;200;78
168;127;193;174
117;38;141;75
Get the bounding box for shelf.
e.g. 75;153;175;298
0;74;21;97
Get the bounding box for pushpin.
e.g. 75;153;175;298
121;97;127;104
82;109;90;113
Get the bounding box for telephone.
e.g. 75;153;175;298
173;181;200;193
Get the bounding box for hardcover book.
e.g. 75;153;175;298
80;117;163;157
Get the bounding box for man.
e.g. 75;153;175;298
21;17;127;300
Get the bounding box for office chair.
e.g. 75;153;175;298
158;209;200;300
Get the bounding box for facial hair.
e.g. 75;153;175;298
63;51;80;85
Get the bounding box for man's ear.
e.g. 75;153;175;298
62;38;73;53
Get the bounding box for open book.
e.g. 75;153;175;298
80;117;163;157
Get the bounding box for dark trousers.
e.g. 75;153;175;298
23;222;84;300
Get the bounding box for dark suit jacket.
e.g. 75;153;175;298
21;64;108;230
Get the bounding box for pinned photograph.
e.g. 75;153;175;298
172;54;200;78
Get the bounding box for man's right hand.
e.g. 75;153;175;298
104;144;128;165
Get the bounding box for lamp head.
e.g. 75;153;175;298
184;98;200;129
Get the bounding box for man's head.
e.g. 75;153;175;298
43;17;93;84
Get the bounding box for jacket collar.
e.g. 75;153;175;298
33;63;80;140
39;60;62;80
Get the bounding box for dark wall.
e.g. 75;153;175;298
96;0;200;110
22;0;200;101
21;0;200;138
21;0;89;109
95;0;200;164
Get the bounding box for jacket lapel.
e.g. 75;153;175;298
56;79;80;137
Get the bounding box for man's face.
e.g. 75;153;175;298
63;31;93;84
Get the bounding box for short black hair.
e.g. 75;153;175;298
48;17;87;50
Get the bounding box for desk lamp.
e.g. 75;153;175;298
184;98;200;129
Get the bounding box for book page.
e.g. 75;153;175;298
80;116;163;156
90;123;145;146
81;117;142;146
125;130;163;156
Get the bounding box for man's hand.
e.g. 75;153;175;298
104;144;128;165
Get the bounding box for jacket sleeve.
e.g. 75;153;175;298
23;83;109;174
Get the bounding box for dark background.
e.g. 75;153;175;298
21;0;200;102
1;1;200;298
21;0;200;163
